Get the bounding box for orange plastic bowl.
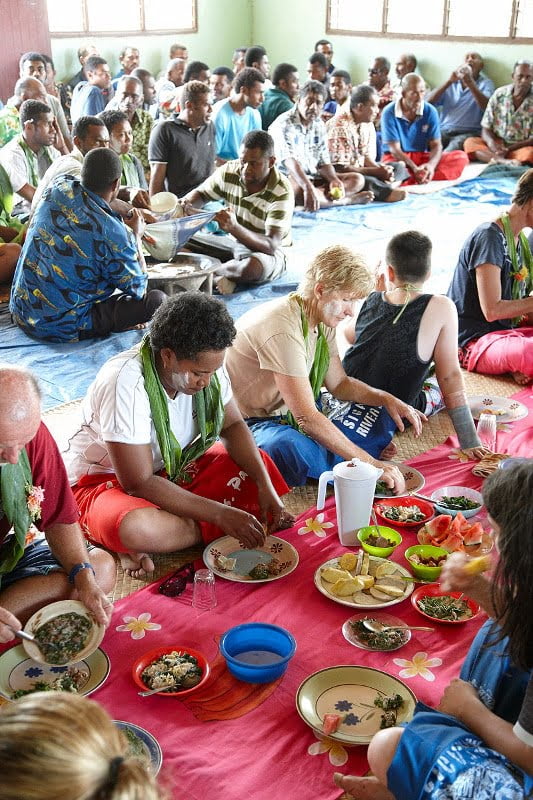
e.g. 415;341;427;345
374;497;434;529
132;646;210;697
411;584;480;625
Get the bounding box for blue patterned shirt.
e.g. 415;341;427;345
10;175;146;342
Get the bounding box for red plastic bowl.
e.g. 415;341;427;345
132;646;210;697
411;584;480;625
373;497;434;529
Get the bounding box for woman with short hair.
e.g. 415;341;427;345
225;244;425;489
64;292;288;578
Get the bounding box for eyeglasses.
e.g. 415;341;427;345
368;68;381;75
158;562;196;597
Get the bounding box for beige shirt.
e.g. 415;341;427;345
225;294;337;419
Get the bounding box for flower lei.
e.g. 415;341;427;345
500;213;533;325
0;449;44;582
26;483;45;523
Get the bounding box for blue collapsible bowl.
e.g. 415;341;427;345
219;622;296;683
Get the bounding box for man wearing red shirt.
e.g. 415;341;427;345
0;366;115;642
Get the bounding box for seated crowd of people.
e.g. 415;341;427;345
0;37;532;800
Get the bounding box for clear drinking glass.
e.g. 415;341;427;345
192;569;217;613
477;411;497;452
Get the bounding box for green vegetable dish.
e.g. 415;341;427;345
123;728;149;760
34;612;93;664
417;595;473;621
374;692;404;728
350;619;408;651
11;667;88;699
379;505;426;523
141;651;203;692
375;481;394;497
437;495;480;511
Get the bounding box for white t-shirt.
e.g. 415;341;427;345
63;346;232;484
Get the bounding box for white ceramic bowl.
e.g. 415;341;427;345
150;191;179;220
430;486;483;519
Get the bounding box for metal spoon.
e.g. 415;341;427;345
138;684;177;697
362;618;434;633
8;626;35;643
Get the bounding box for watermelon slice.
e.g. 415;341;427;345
439;531;465;552
424;515;453;543
461;521;484;547
323;713;342;735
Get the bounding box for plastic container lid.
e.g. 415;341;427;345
333;458;383;481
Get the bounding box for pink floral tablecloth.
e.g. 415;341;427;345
3;389;532;799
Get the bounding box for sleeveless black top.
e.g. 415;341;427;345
342;291;433;411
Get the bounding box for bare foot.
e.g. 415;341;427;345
334;773;394;800
384;188;407;203
511;371;531;385
380;442;397;460
346;191;375;205
214;276;237;295
119;552;155;578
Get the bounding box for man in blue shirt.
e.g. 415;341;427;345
211;67;264;162
381;73;469;185
10;148;164;342
71;57;113;124
427;53;494;151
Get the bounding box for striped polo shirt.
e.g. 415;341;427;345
196;160;294;245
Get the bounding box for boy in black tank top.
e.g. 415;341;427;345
339;230;483;454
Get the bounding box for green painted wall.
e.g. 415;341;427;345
252;0;533;89
51;0;532;88
51;0;252;81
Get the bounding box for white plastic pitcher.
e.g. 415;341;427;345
316;459;383;546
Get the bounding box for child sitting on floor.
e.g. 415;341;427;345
337;229;483;455
334;460;533;800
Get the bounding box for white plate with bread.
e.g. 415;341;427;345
314;551;414;609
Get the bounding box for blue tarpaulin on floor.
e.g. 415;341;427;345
0;171;519;410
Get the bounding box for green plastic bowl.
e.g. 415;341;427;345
404;544;449;581
357;526;402;557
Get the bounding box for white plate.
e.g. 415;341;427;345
296;665;417;745
314;555;414;609
23;599;105;666
375;465;425;498
0;645;110;700
203;535;299;583
114;721;163;775
469;395;528;423
342;612;411;651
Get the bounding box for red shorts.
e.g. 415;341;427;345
382;150;469;185
458;326;533;378
72;443;289;552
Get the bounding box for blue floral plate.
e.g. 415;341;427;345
114;721;163;775
0;645;109;701
296;665;416;744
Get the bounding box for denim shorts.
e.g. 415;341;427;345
0;540;63;590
